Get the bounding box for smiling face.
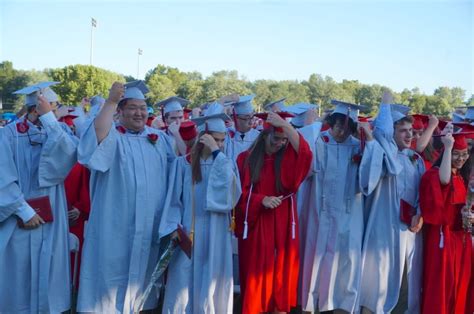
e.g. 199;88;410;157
394;121;413;150
451;148;469;170
118;99;148;132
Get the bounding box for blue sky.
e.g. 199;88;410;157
1;0;472;98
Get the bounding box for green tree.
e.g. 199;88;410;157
48;65;124;104
0;61;30;112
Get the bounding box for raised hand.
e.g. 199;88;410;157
266;112;287;128
36;95;53;116
107;82;125;104
441;133;454;150
199;133;219;151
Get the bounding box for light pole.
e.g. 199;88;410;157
90;18;97;65
137;48;143;79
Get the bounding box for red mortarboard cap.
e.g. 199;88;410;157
179;120;197;141
59;114;78;127
411;114;429;130
453;133;469;150
254;111;294;132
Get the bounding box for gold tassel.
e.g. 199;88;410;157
230;213;236;232
189;231;194;245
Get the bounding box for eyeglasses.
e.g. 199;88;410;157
237;115;253;121
452;152;469;160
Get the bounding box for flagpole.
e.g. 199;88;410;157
90;18;97;65
137;48;142;79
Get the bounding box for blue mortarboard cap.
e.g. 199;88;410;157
233;94;255;115
13;81;60;107
330;100;365;122
1;112;18;123
390;104;410;122
452;112;465;123
90;95;105;107
192;102;230;133
284;102;319;127
464;106;474;120
124;80;149;100
156;96;189;114
263;98;286;111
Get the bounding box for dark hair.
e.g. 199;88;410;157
245;128;286;193
190;131;206;184
325;113;357;135
117;98;128;108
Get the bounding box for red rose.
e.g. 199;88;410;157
147;133;159;145
410;153;420;163
116;125;126;134
352;154;362;164
16;121;29;133
322;135;329;143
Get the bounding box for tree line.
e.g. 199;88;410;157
1;61;472;116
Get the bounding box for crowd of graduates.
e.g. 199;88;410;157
0;79;473;314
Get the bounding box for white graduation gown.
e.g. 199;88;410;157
0;113;78;313
224;128;260;161
159;152;241;314
300;129;384;313
76;122;175;313
359;104;424;314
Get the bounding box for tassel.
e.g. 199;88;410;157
292;222;296;239
243;222;248;239
190;231;194;245
439;227;444;249
229;215;236;232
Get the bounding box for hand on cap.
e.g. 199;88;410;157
36;94;53;116
218;93;239;105
191;107;201;119
427;115;439;129
199;134;219;151
266;112;287;128
440;122;453;135
441;133;454;150
304;109;318;126
107;82;125;104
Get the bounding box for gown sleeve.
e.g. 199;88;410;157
78;118;118;172
205;152;242;213
37;111;78;187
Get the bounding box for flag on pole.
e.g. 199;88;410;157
91;17;97;27
138;48;143;55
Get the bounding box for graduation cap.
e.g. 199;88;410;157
452;112;465;123
124;80;149;100
391;104;410;123
452;133;474;150
13;81;60;107
254;111;295;132
411;114;429;130
156;96;190;115
232;94;255;115
192;102;230;133
284;103;318;127
464;106;474;120
330;100;366;122
263;98;286;112
179;120;198;141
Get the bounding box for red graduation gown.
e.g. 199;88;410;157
419;167;472;314
235;135;312;314
64;163;91;287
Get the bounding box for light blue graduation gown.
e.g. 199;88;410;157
76;121;175;313
359;104;424;314
224;128;260;160
0;112;78;313
300;127;384;313
159;152;241;314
